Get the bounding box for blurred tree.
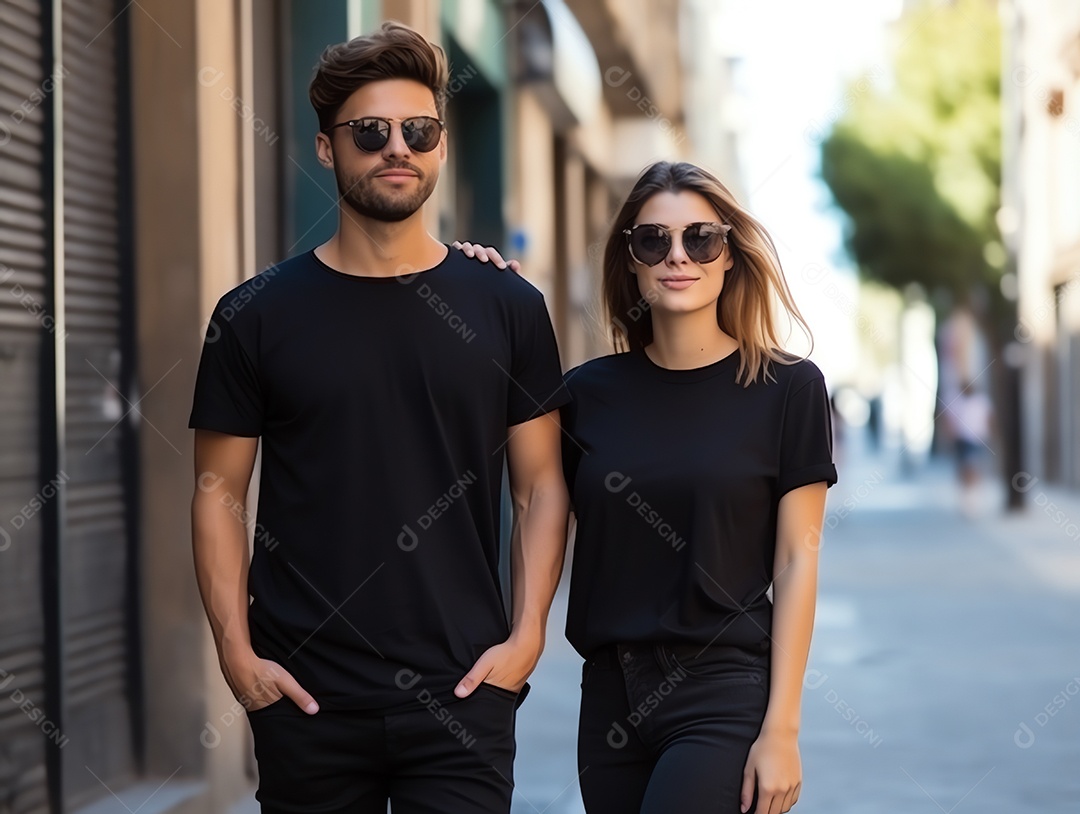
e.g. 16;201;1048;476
820;0;1003;306
820;0;1028;509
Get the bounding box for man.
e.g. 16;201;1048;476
189;21;570;813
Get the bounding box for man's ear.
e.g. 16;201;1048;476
315;132;334;168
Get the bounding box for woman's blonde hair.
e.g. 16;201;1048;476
602;161;812;386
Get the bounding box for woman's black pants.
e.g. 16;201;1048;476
577;641;770;813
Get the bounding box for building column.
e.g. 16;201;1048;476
130;0;251;805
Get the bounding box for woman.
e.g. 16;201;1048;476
458;160;836;814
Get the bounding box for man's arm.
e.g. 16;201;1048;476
454;410;570;696
192;429;319;713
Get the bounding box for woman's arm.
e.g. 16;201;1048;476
741;481;828;814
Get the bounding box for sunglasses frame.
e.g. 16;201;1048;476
322;116;446;153
622;221;733;267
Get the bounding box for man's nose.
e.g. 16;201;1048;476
381;122;412;159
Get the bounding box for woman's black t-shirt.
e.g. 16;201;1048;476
560;347;837;658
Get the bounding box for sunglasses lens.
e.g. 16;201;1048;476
683;224;725;264
401;117;442;152
630;226;671;266
353;119;390;151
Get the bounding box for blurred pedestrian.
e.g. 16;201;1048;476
866;393;883;451
189;22;569;814
460;161;837;814
947;381;994;518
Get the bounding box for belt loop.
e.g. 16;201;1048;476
653;643;673;675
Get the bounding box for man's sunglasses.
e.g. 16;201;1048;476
623;221;732;267
323;116;445;153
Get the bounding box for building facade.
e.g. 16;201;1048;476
1004;0;1080;490
0;1;694;811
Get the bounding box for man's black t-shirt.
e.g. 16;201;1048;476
189;246;569;711
560;347;837;659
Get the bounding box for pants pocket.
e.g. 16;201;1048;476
245;694;295;716
662;643;767;684
478;680;531;709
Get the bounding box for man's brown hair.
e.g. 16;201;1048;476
309;21;450;132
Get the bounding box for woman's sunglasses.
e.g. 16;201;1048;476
323;116;445;153
623;221;732;266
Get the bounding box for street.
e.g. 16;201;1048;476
511;439;1080;813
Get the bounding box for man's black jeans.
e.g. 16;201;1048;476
247;682;528;813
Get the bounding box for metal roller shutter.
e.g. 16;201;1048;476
59;0;138;808
1;0;137;810
0;0;51;809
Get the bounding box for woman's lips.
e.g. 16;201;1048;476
658;277;699;289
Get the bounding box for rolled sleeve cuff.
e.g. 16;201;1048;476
778;462;838;498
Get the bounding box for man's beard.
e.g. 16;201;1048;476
335;164;437;222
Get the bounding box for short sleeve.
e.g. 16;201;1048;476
778;369;838;497
188;306;263;437
506;291;570;426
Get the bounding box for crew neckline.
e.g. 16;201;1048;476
309;243;453;283
636;345;741;383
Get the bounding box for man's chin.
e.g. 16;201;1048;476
338;178;438;222
341;196;423;222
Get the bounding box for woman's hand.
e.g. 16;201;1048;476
451;241;521;273
741;728;801;813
